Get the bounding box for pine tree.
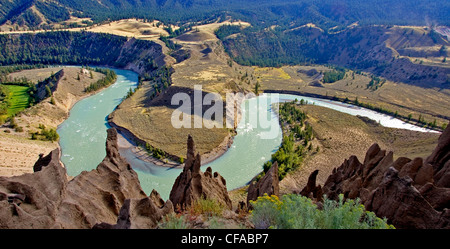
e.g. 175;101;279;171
45;85;52;97
254;82;261;95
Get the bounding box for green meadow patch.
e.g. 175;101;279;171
2;85;31;117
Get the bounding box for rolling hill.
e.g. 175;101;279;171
0;0;449;30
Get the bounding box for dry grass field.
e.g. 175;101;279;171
0;133;58;176
1;18;177;41
254;65;450;128
80;19;178;41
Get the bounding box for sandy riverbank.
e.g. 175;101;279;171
115;127;234;169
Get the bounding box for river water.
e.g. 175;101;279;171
58;69;138;177
58;69;438;200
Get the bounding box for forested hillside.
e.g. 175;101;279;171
218;24;450;88
1;0;449;29
0;31;164;75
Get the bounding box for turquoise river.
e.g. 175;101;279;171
58;69;437;200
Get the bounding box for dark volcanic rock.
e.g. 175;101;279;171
247;161;280;207
0;128;172;229
301;123;450;229
169;135;232;210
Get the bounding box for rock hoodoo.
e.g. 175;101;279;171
299;169;323;202
247;161;280;207
300;123;450;229
169;135;232;210
0;128;172;229
33;149;62;172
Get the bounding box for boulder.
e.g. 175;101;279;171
169;135;232;210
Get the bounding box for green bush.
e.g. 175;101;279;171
158;198;226;229
158;213;190;229
263;102;312;180
322;69;346;83
189;198;225;217
31;126;59;141
41;128;59;141
85;68;117;92
250;194;394;229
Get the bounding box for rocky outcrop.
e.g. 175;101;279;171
0;128;172;229
364;167;449;229
301;123;450;229
426;123;450;188
247;162;280;207
94;190;173;229
0;148;68;228
299;169;323;202
34;69;64;103
169;135;232;210
33;149;62;172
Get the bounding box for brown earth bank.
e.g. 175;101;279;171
109;119;233;167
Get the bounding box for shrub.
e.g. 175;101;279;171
31;126;59;141
250;194;394;229
158;198;229;229
158;213;190;229
9;117;18;129
323;69;345;83
249;194;283;229
41;128;59;142
189;198;225;217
